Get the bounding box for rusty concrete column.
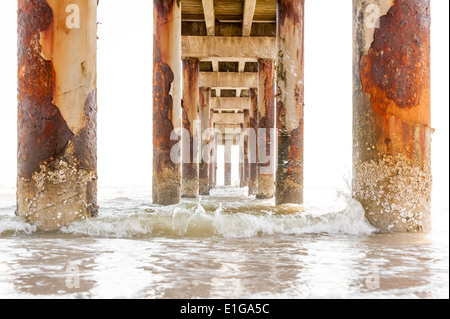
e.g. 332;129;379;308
182;58;200;198
248;88;259;196
257;59;276;199
276;0;305;206
209;113;217;189
243;110;250;188
17;0;98;231
213;129;219;187
224;135;233;186
199;87;211;195
239;124;245;188
353;0;432;232
153;0;182;205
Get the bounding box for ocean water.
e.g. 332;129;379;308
0;186;448;299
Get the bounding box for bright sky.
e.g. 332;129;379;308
0;1;448;210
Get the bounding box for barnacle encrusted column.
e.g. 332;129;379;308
276;0;305;205
248;88;259;196
353;0;432;232
153;0;182;205
182;58;200;198
257;59;276;199
17;0;98;231
199;87;211;195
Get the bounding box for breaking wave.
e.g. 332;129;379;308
0;187;377;238
58;196;376;239
0;214;37;236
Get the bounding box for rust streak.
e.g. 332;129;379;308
258;59;276;171
17;0;98;225
153;44;177;173
18;0;97;182
360;0;431;163
181;58;200;188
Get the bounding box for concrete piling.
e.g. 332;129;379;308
17;0;98;231
248;88;259;196
199;87;211;195
153;0;182;205
257;59;276;199
353;0;432;232
275;0;305;205
182;58;200;198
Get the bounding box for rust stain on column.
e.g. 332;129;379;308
209;111;217;188
153;0;182;205
257;59;276;199
182;58;200;198
243;110;250;188
239;124;245;188
248;88;258;196
275;0;305;206
353;0;432;232
199;87;211;195
17;0;98;231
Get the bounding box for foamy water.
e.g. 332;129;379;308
0;186;448;299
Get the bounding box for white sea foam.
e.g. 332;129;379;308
0;215;37;236
57;194;376;239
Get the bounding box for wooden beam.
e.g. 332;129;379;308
243;0;257;37
202;0;215;36
182;36;277;59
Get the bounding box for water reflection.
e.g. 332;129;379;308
0;187;448;299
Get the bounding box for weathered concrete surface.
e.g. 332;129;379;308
243;0;257;37
202;0;215;36
182;36;277;59
224;136;233;186
17;0;98;231
215;123;242;134
210;97;251;111
213;112;245;125
209;120;217;189
248;88;259;196
257;59;276;199
243;110;251;188
239;124;245;188
353;0;432;233
182;58;200;198
199;87;211;195
275;0;305;205
200;72;258;90
153;0;182;206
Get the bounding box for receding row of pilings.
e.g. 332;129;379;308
17;0;432;233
